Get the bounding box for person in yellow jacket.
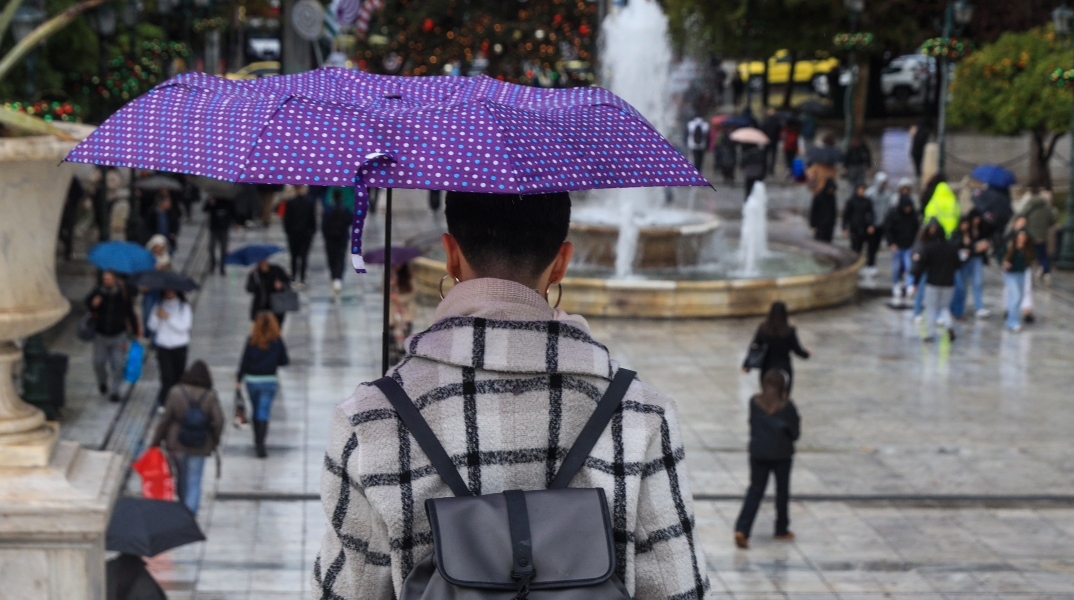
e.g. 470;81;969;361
923;179;960;238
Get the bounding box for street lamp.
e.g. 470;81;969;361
936;0;973;173
12;5;46;99
842;0;864;149
122;0;141;28
1054;3;1074;270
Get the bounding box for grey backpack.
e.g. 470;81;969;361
373;369;636;600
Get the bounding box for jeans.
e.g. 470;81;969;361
92;333;127;395
923;285;954;339
951;256;984;318
173;453;206;515
156;345;188;405
246;380;279;421
891;248;913;287
913;275;927;316
734;458;792;537
1005;271;1026;329
209;227;229;272
1036;242;1050;274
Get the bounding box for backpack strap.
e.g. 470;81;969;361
372;377;472;497
549;369;636;489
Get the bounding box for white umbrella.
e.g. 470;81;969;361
729;127;770;145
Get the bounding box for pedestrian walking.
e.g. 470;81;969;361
322;189;351;293
685;116;710;173
861;172;894;280
843;135;873;188
149;192;180;253
882;186;921;306
731;73;745;106
1015;187;1057;280
283;186;317;285
147;289;192;405
742;301;811;392
909;117;931;178
740;143;767;200
733;368;800;549
141;235;171;341
911;218;962;342
805;133;840;195
922;175;959;238
1002;225;1036;331
950;212;991;319
313;191;709;599
149;360;223;515
714;130;738;185
60;177;83;261
760;108;782;176
809;178;838;243
842;184;876;259
245;259;291;325
85;270;140;402
236;311;290;458
204;196;234;275
782;120;801;175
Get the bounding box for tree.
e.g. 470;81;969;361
947;27;1072;188
354;0;597;86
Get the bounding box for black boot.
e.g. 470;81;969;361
253;421;267;458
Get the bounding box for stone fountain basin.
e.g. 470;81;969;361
568;210;721;270
410;233;863;318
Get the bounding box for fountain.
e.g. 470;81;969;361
407;0;863;316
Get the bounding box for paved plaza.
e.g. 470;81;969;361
52;186;1074;599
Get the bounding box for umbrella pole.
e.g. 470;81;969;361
382;189;393;376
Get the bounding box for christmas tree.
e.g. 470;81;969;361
355;0;597;86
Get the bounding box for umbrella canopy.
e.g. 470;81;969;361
131;270;199;292
807;145;844;166
133;175;183;192
106;497;205;557
223;244;284;266
363;245;423;266
797;100;830;116
729;127;770;145
88;242;157;274
720;115;754;129
191;175;245;199
971;164;1016;188
65;68;706;272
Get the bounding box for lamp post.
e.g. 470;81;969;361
842;0;864;150
11;4;46;99
1054;3;1074;270
92;3;118;242
936;0;974;173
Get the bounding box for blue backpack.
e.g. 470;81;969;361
178;386;211;448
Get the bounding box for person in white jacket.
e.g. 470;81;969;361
147;289;193;405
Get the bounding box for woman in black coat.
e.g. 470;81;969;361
809;178;838;242
743;301;811;392
734;368;801;549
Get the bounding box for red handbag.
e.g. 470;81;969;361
132;447;176;500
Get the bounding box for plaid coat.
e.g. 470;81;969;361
314;279;710;599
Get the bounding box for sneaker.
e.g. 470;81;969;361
774;531;795;542
975;308;991;318
332;279;343;292
1010;325;1022;333
913;315;924;325
98;383;107;395
1024;313;1036;324
734;531;749;549
109;393;120;403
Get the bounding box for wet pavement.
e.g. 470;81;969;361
52;187;1074;599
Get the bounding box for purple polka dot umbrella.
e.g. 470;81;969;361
65;68;709;372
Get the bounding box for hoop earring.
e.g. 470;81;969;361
545;282;563;309
439;274;459;300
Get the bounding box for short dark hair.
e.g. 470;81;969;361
445;191;571;280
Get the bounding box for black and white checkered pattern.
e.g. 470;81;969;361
314;315;710;599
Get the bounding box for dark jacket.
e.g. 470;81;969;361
106;554;167;600
809;181;838;231
744;326;809;375
844;142;872;168
322;203;351;241
715;135;737;169
245;264;291;319
284;194;318;240
760;115;782;146
883;195;920;249
237;338;290;380
150;207;180;241
748;399;800;461
85;283;138;337
149;383;224;456
912;237;963;287
740;145;766;179
973;185;1013;236
204;198;235;231
842;193;875;235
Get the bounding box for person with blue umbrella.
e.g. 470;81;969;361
84;271;141;403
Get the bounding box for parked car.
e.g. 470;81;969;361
737;49;840;88
225;61;280;81
881;54;936;103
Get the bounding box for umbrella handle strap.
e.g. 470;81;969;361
351;152;397;274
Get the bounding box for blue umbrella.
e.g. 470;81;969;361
971;164;1016;188
223;244;284;267
87;242;156;274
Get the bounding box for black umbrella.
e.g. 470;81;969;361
131;270;200;292
807;145;844;166
106;497;205;557
797;100;830;116
133;175;183;192
191;175;244;199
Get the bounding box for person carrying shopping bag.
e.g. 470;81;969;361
236;312;290;458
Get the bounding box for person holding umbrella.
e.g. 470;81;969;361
714;127;738;185
147;288;193;405
245;258;291;326
236;311;290;458
149;360;223;514
106;496;205;599
85;270;141;403
283;185;318;286
322;189;352;292
809;178;838;243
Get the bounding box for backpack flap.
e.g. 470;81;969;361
425;488;615;591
